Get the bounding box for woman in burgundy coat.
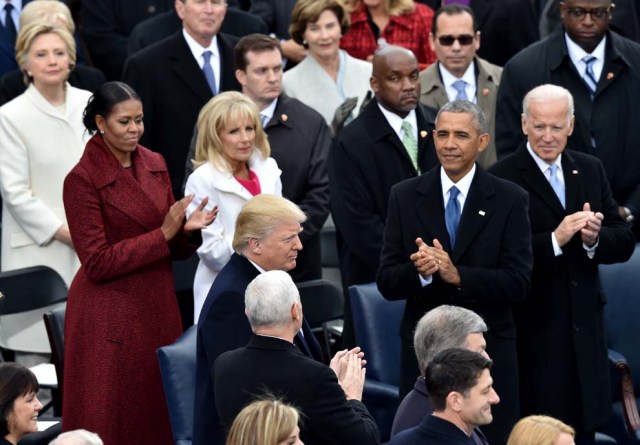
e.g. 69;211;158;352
61;82;216;444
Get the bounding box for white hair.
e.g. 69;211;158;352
522;84;574;124
49;429;103;445
245;271;300;329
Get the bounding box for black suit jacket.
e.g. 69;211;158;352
81;0;174;80
122;30;241;198
264;95;331;281
471;0;539;67
0;0;32;77
0;65;106;105
388;414;489;445
193;253;322;445
329;100;439;286
496;30;640;227
127;9;267;57
489;144;635;432
214;334;380;445
249;0;296;38
377;166;532;443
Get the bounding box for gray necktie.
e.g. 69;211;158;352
548;164;565;208
452;79;468;101
202;50;217;95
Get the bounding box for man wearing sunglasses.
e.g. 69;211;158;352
496;0;640;241
419;4;502;170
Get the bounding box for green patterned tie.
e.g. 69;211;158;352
401;121;419;172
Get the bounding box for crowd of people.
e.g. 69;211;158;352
0;0;638;444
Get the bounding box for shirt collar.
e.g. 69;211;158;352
261;97;278;121
565;32;606;68
377;101;418;139
439;59;476;88
526;142;563;174
440;163;476;200
182;28;219;64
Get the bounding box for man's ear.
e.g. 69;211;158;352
248;238;261;255
236;69;247;87
448;391;464;413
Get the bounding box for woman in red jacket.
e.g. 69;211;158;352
341;0;436;68
61;81;215;445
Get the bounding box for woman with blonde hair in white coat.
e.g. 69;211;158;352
185;91;282;322
0;22;91;360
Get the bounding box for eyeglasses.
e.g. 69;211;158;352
437;34;475;46
562;4;615;21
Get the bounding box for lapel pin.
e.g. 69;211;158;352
572;170;578;175
482;88;489;97
281;114;288;123
420;130;428;138
607;72;614;80
478;210;486;216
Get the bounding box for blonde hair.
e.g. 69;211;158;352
290;0;350;46
347;0;415;16
193;91;270;171
226;398;300;445
232;195;306;253
19;0;75;32
507;415;575;445
15;23;76;86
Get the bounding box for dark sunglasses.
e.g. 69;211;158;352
561;4;614;21
437;34;476;46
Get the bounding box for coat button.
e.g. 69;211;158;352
573;323;580;332
571;280;578;288
147;5;156;14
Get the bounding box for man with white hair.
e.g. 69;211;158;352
490;83;634;444
213;271;379;445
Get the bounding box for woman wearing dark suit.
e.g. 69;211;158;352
61;82;215;445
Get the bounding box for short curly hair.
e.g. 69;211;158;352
289;0;350;47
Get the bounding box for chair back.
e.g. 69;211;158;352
349;283;404;385
157;326;197;445
43;306;66;390
601;244;640;392
0;266;67;315
297;279;343;329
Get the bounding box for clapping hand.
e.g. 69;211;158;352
184;196;218;233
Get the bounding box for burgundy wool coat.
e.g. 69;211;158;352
61;134;197;444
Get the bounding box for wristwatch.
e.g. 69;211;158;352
623;207;635;225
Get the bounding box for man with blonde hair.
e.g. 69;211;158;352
193;194;322;445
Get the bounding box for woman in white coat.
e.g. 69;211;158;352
185;92;282;322
284;0;372;128
0;23;91;355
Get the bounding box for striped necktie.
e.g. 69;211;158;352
582;55;598;99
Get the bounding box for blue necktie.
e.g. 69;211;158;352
445;186;461;248
3;3;16;46
452;80;468;101
548;164;565;208
582;55;598;99
202;50;217;95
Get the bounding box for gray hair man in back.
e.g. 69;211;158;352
391;305;488;440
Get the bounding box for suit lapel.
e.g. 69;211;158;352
515;144;566;218
367;101;417;174
415;169;452;251
561;151;584;213
86;136;167;231
453;169;493;262
169;31;212;104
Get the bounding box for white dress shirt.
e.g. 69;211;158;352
439;61;477;103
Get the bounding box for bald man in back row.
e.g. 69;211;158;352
329;45;439;346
